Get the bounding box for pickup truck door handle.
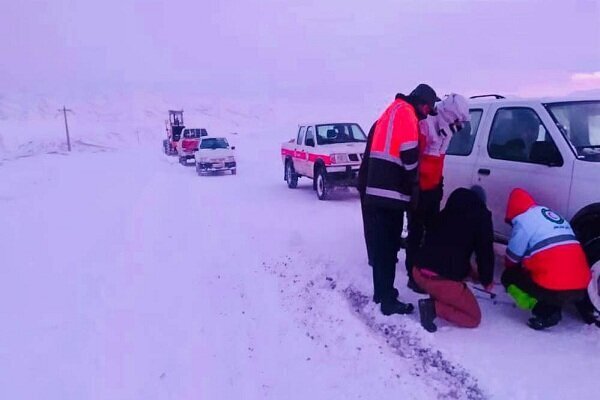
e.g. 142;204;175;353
478;168;491;176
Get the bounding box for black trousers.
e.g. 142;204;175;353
405;185;443;276
501;267;586;318
361;199;404;304
360;195;376;267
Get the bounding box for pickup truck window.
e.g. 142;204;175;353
297;126;306;145
315;123;366;145
545;101;600;162
446;109;483;156
488;107;562;166
183;129;203;139
305;127;316;147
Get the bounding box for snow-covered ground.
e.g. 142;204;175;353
0;101;598;399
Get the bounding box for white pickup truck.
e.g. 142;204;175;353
443;94;600;267
281;122;367;199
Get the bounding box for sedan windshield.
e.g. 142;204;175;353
200;138;229;149
315;123;366;145
545;101;600;161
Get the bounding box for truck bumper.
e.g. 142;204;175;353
197;161;237;173
325;165;360;187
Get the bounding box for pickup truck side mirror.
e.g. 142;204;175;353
305;138;315;147
231;146;236;150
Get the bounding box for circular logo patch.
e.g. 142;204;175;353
541;208;564;224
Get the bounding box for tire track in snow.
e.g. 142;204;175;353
344;287;487;400
264;253;487;400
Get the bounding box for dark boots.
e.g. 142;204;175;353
527;311;562;330
418;298;437;332
528;302;562;330
381;299;414;316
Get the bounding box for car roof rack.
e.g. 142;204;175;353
469;94;505;99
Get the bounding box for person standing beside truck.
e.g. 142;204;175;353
358;84;439;316
405;93;471;293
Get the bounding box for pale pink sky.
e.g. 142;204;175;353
1;0;599;100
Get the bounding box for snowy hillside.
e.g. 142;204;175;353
0;89;379;161
0;90;274;159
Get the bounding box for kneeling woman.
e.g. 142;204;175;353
412;188;495;332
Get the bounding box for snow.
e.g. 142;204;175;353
0;98;598;400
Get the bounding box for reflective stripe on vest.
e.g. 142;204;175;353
384;103;403;153
371;101;417;158
365;187;411;202
524;234;579;258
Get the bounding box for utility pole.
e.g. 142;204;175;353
59;106;73;152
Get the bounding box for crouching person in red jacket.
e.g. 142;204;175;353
413;187;495;332
502;188;591;330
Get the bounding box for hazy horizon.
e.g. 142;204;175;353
2;0;599;101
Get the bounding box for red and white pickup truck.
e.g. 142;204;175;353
281;122;367;199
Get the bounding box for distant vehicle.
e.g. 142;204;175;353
281;122;367;200
195;137;237;175
177;128;208;165
162;110;185;156
443;94;600;267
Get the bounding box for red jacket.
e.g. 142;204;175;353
505;189;590;290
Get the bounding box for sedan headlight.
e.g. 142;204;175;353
330;153;350;164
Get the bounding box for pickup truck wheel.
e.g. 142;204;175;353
285;161;298;188
582;237;600;317
231;169;237;175
316;168;329;200
584;236;600;266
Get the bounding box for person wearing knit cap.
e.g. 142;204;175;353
357;83;439;316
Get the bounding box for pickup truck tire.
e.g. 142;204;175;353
165;143;175;156
573;211;600;266
584;236;600;267
231;169;237;175
316;168;329;200
285;160;298;188
162;140;169;154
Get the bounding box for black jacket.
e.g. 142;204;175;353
416;188;495;286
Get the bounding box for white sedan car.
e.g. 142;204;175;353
194;137;237;175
